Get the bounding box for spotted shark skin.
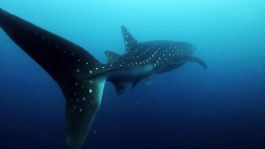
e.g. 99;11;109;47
103;26;207;93
0;9;206;149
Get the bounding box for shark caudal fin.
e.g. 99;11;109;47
0;9;106;149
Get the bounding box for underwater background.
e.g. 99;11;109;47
0;0;265;149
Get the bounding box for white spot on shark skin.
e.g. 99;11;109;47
89;70;93;74
80;108;83;112
89;80;93;83
89;89;93;93
86;62;89;65
102;66;105;69
82;97;86;101
95;67;98;70
76;69;80;73
77;59;81;62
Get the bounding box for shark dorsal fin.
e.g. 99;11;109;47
121;25;139;52
105;51;121;63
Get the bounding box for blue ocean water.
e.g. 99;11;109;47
0;0;265;149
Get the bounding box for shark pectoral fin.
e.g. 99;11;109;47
121;25;139;52
0;9;106;149
145;77;152;86
186;56;207;70
105;51;121;63
111;81;126;95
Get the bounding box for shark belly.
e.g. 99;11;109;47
107;64;154;82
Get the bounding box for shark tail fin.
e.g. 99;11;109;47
0;8;106;149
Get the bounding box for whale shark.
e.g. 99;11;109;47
0;9;207;149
